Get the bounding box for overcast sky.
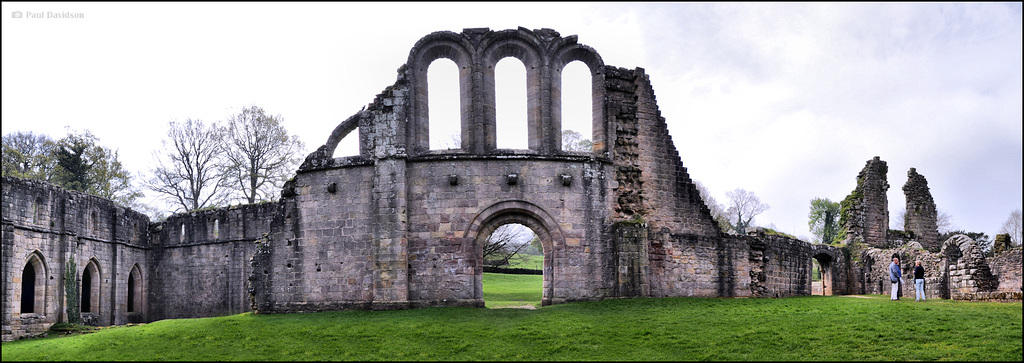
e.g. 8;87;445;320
2;2;1021;241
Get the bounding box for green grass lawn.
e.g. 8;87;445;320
2;274;1020;361
483;272;542;308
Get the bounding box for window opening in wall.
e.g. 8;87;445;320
428;58;460;150
21;262;36;314
33;197;43;224
180;223;185;243
481;223;542;308
214;219;220;239
91;211;98;235
495;58;528;150
561;61;593;152
331;127;360;158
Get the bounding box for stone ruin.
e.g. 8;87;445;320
840;157;1022;302
2;27;1019;341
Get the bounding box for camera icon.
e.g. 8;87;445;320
12;11;23;18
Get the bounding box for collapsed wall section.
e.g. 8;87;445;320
842;157;889;247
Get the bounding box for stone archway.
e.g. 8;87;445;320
466;200;566;306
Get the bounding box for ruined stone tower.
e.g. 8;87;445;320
842;156;889;247
903;168;940;252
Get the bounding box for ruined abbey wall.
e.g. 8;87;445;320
2;177;151;340
5;27;858;341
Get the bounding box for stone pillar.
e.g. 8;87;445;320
903;168;940;251
843;157;889;247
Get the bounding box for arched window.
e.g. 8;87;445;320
180;223;186;244
428;58;461;150
560;61;593;152
495;58;528;150
91;211;98;235
331;127;360;157
213;219;220;240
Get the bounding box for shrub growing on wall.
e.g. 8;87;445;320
64;256;80;325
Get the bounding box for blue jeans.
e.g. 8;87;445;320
915;279;925;301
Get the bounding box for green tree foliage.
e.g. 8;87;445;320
561;129;593;152
725;188;770;234
64;256;80;325
2;131;56;180
2;129;142;206
808;198;846;245
221;105;305;204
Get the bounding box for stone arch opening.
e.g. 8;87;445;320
20;252;47;315
481;223;542;307
127;264;143;315
408;33;473;154
428;58;461;150
494;57;528;150
559;60;593;152
82;259;101;314
481;35;543;153
811;252;834;296
552;44;605;153
467;200;565;306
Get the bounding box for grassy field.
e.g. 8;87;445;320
2;273;1020;361
506;254;543;270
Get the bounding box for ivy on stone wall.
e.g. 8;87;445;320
64;256;81;325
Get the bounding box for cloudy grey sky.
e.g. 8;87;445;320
2;2;1021;240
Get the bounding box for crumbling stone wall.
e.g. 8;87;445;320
4;27;881;340
842;157;889;248
987;247;1022;293
903;168;940;252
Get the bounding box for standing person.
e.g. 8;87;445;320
889;256;902;301
914;260;926;302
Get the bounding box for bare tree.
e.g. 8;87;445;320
221;105;305;204
694;180;731;233
999;209;1022;246
724;188;770;234
483;223;535;267
146;119;227;212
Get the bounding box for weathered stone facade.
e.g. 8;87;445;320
842;157;889;248
16;27;1015;342
903;168;940;252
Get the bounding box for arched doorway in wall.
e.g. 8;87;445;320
20;252;47;315
81;259;101;315
469;201;564;308
481;223;542;308
126;264;145;323
811;253;834;296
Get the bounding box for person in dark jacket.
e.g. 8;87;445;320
913;260;926;301
889;257;902;301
